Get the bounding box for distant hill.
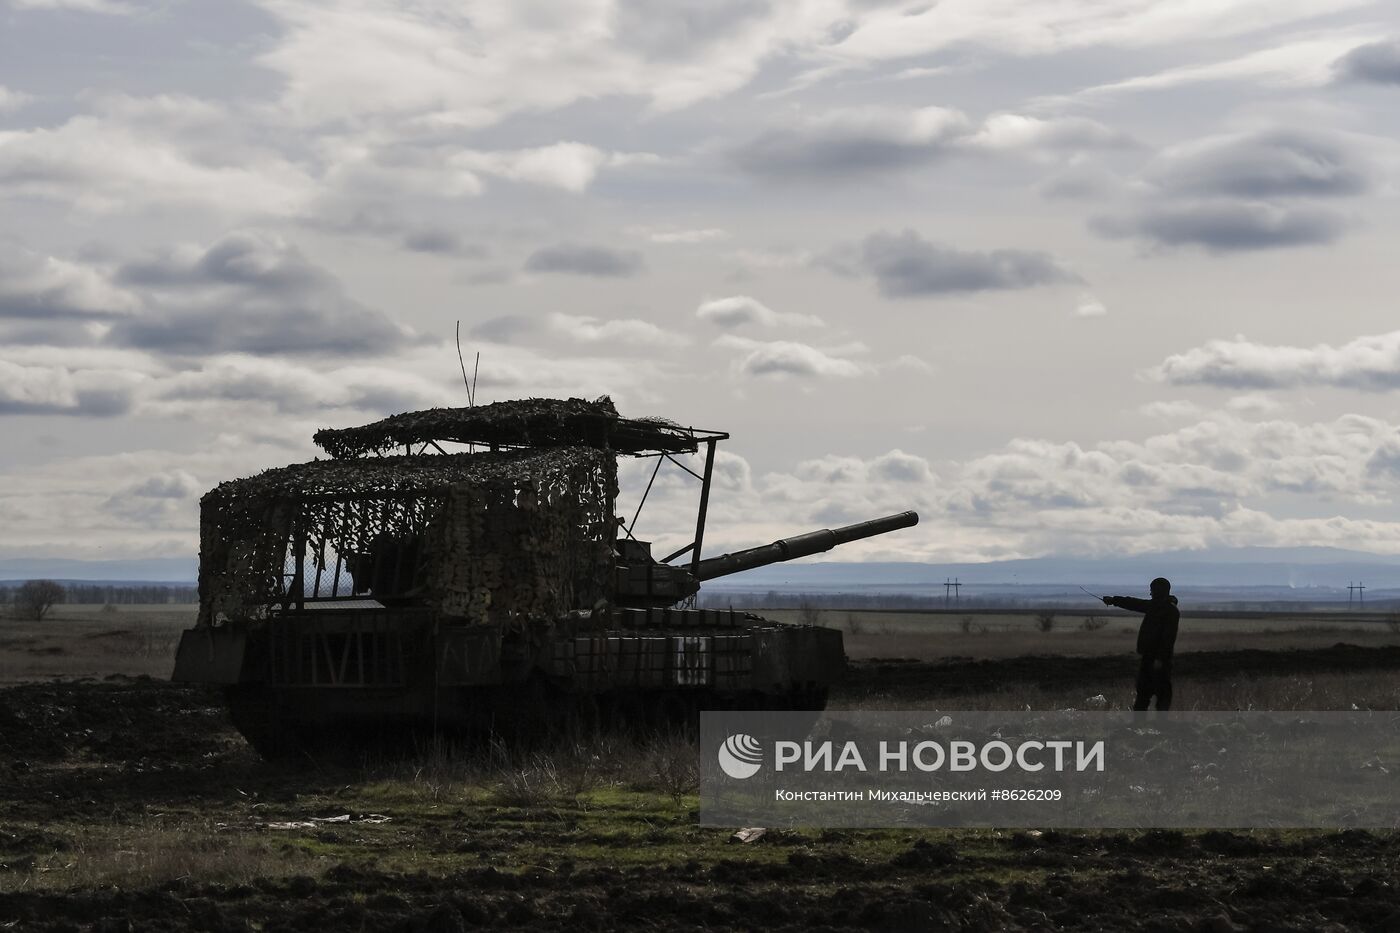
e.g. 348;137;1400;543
0;557;196;585
704;546;1400;591
2;546;1396;594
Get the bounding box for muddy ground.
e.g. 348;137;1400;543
844;643;1400;702
2;646;1400;931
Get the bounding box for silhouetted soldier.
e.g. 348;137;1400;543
1103;577;1179;711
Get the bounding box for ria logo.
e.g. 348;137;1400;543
718;733;764;779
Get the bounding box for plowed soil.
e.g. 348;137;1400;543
3;646;1400;931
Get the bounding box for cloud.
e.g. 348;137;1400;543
1226;393;1281;415
1088;128;1367;253
547;313;681;347
1061;32;1370;101
828;1;1364;65
0;87;33;112
856;229;1076;297
710;449;754;493
149;356;448;415
1145;129;1369;199
101;469;203;526
0;320;106;348
965;114;1134;151
1368;437;1400;478
1074;295;1107;318
730;107;1131;180
0;358;141;416
316;140;484;205
306;207;491;258
449;142;655;193
124;471;202;499
906;412;1400;556
597;411;1400;563
0;333;677;429
465;266;514;286
452;142;609;193
695;295;823;329
1139;400;1202;420
401;229;486;256
469;315;535;344
1154;331;1400;391
10;0;131;11
731;106;970;178
870;449;936;483
1334;40;1400;85
1038;164;1123;201
0;344;451;420
646;228;729;244
0;432;322;557
728;247;816;277
117;233;324;291
716;335;863;379
245;0;1364;138
0;245;140;320
886;354;934;374
524;243;646;277
0;106;313;215
612;0;772;59
1092;201;1348;252
106;231;416;356
253;0;859;127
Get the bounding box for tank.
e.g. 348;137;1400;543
171;397;918;757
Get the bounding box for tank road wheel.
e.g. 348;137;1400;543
600;691;647;738
565;693;602;743
225;685;304;761
647;693;693;737
491;674;563;748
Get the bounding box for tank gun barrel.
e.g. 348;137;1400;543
692;511;918;582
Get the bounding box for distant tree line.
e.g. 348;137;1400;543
697;589;1400;613
697;590;1042;611
0;583;197;607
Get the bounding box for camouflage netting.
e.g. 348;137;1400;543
312;396;695;459
197;447;617;627
422;448;616;624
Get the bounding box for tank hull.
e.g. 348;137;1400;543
173;607;842;758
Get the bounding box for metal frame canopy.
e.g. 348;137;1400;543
313;396;727;460
197;447;619;623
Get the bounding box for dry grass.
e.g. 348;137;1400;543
0;604;192;683
357;731;678;811
840;670;1400;712
745;608;1400;661
3;822;324;893
843;626;1400;661
641;733;701;805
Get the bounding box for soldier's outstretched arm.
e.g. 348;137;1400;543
1103;596;1151;613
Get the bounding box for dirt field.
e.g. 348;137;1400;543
0;605;191;684
757;608;1400;661
3;610;1400;930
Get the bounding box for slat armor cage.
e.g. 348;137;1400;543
197;445;618;628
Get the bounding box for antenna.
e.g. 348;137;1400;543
455;321;472;404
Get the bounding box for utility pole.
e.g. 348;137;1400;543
943;577;961;606
1348;581;1366;607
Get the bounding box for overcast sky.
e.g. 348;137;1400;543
4;0;1400;565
